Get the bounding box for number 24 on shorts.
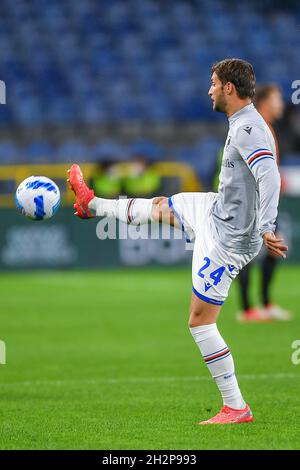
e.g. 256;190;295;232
197;257;226;286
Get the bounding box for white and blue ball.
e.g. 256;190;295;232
15;176;61;220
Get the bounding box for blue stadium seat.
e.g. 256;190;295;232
24;141;55;163
175;136;222;187
92;140;129;162
0;140;22;165
130;139;162;161
56;139;91;162
0;0;298;128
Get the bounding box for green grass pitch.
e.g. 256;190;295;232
0;265;299;450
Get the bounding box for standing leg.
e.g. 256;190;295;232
189;293;250;424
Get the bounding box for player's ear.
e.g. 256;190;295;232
225;82;234;95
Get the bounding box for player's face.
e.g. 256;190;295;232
208;72;227;112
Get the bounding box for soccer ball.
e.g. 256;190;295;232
15;176;61;220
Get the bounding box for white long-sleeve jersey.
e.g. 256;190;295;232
211;102;281;255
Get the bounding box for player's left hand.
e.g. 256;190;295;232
263;232;288;259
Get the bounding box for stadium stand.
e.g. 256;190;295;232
0;0;299;185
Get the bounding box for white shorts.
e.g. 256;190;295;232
168;192;260;306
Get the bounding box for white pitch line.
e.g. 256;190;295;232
1;372;299;388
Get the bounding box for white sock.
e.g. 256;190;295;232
189;324;246;410
88;197;154;225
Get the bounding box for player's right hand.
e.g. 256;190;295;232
263;232;288;259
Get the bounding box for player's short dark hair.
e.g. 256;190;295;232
254;83;281;106
211;58;256;99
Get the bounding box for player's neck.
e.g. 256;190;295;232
226;99;252;118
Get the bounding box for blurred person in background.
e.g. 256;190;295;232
92;160;123;199
237;84;292;322
123;145;162;198
92;144;161;199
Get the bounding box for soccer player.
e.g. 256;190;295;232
68;59;288;425
238;84;291;321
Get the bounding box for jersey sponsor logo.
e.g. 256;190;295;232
243;126;252;135
222;158;235;168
